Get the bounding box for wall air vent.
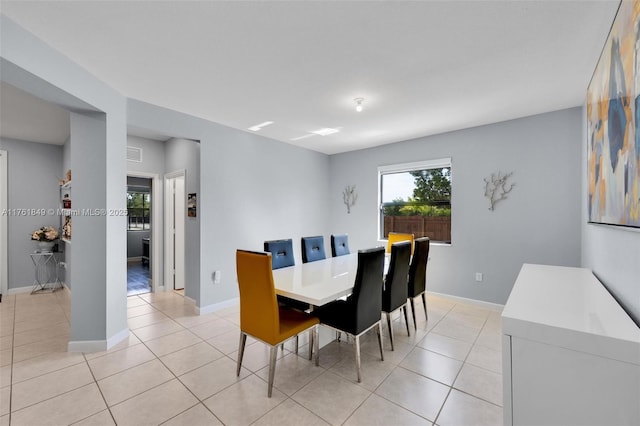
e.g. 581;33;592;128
127;146;143;162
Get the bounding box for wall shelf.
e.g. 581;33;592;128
60;180;72;242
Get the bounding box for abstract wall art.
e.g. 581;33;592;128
587;0;640;228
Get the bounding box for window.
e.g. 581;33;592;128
127;191;150;230
379;158;452;243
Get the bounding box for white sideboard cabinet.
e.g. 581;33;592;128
502;264;640;426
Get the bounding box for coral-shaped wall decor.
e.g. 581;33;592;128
343;185;357;214
484;171;515;211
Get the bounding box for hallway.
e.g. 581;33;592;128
127;261;150;296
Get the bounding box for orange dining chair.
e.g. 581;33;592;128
236;250;319;397
386;232;414;254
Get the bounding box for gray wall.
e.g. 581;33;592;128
127;135;166;175
165;138;200;301
0;137;63;289
2;15;128;347
581;108;640;325
201;127;331;307
127;99;331;310
329;108;583;305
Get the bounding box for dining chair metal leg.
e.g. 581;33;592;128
313;325;320;366
421;293;428;321
402;305;411;336
376;322;385;361
307;329;313;361
410;298;418;330
267;345;278;398
354;335;362;383
386;312;395;351
295;335;299;355
236;332;247;376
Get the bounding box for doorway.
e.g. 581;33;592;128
127;176;152;295
165;171;185;293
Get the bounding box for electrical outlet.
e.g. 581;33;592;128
213;270;221;284
475;272;483;282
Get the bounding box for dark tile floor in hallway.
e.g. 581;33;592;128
127;260;150;296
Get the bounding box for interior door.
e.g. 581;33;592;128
173;176;185;291
165;174;186;292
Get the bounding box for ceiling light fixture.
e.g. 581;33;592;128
354;98;364;112
310;127;340;136
248;121;274;131
290;134;315;141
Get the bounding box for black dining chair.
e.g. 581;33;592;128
382;241;412;350
314;246;386;383
331;234;350;257
408;237;430;329
301;236;326;263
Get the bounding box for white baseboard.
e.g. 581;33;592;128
107;328;130;349
429;291;504;312
68;327;129;353
68;340;107;353
8;282;68;295
7;285;33;294
197;297;240;315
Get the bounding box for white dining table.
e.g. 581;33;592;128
271;252;389;307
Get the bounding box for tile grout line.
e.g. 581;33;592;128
433;310;504;424
362;302;450;422
8;291;502;425
347;300;501;425
79;351;118;425
125;297;230;425
86;294;212;424
7;295;97;421
8;294;17;426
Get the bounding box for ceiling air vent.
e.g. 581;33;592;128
127;146;143;162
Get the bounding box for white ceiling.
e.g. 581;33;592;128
0;1;619;154
0;82;70;145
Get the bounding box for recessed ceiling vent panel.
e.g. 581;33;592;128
127;146;143;162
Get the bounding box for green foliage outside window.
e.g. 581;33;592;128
382;167;451;217
410;167;451;203
127;191;150;230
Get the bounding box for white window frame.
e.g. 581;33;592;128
377;157;452;242
127;190;151;231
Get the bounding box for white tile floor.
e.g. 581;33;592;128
0;289;504;425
